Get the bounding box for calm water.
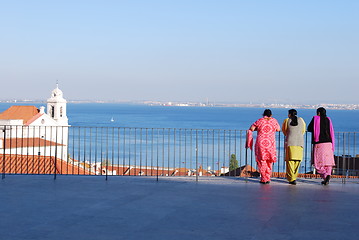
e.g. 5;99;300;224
68;103;359;132
0;102;358;132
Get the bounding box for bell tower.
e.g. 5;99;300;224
47;83;68;126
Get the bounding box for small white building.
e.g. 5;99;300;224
0;85;69;161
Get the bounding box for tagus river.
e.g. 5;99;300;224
0;102;358;131
65;103;359;132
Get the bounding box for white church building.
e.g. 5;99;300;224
0;85;69;162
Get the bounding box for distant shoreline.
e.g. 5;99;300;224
0;99;358;110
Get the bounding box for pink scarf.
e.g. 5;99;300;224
313;115;335;151
245;130;253;150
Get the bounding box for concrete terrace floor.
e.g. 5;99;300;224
1;175;359;240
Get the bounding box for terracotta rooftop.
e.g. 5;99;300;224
0;106;40;125
0;154;92;175
3;138;64;149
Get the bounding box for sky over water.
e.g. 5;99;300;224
1;0;358;104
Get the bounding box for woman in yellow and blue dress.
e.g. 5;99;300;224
282;109;306;185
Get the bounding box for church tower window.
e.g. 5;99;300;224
51;106;55;118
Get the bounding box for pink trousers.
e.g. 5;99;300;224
316;166;333;180
257;160;273;182
313;143;334;180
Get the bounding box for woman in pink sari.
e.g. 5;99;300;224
249;109;280;184
307;107;335;185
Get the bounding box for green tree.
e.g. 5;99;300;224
229;154;238;171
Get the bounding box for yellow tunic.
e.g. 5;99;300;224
282;118;306;181
282;118;306;161
286;146;303;161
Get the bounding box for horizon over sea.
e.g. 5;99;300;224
0;102;358;132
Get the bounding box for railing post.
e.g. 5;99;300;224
54;126;58;180
134;128;137;177
277;131;280;175
140;128;143;176
245;146;248;183
201;130;204;177
250;140;253;176
173;129;176;177
217;130;220;176
223;130;226;176
304;132;308;178
354;133;357;176
162;128;165;177
156;128;159;182
179;129;182;176
196;129;198;182
343;132;345;177
168;128;170;177
106;127;109;181
150;128;153;177
2;125;6;179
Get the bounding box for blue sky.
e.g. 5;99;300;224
1;0;358;104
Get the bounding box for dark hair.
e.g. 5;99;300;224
288;109;298;126
317;107;327;117
263;109;272;117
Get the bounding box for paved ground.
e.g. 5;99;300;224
0;175;358;240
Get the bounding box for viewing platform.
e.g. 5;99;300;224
1;175;358;240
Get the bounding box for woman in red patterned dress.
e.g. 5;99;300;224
249;109;280;184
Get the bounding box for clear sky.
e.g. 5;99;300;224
1;0;358;104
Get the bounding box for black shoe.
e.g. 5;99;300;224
265;181;270;184
324;175;330;185
260;181;266;184
321;176;331;185
289;180;297;185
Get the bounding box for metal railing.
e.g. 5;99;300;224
1;125;358;181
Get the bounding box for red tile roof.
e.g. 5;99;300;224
0;106;40;125
3;138;64;149
0;154;92;175
25;112;43;125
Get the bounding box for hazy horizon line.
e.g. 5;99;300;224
0;99;358;109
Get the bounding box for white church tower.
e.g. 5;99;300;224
0;84;70;164
47;83;68;126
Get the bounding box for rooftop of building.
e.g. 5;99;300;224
0;105;40;124
0;155;91;175
1;175;358;240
